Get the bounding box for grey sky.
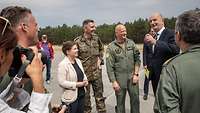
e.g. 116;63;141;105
1;0;199;28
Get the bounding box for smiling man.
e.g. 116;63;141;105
74;19;106;113
106;24;141;113
143;12;179;95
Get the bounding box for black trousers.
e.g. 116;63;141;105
143;76;150;95
68;95;85;113
149;66;162;95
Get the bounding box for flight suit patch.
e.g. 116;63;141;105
127;46;133;51
115;48;121;54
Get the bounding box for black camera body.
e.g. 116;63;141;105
8;46;47;78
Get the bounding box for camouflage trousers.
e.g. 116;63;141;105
84;76;106;113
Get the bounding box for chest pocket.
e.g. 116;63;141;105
91;41;100;56
78;42;90;60
127;46;133;55
79;42;87;51
92;41;99;48
127;46;134;62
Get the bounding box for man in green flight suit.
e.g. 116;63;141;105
74;19;106;113
154;9;200;113
106;24;141;113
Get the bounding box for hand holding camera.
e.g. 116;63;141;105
25;47;45;93
9;46;46;93
8;46;47;78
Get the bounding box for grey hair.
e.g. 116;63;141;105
175;9;200;44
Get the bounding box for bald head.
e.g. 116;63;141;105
150;12;163;20
115;24;127;43
115;24;126;33
149;12;164;32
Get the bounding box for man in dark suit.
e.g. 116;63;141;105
143;28;156;100
143;12;179;96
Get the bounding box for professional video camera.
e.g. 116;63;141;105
8;46;47;78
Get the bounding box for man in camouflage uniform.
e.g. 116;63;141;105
106;24;141;113
154;9;200;113
74;19;106;113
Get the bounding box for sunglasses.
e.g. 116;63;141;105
0;16;11;36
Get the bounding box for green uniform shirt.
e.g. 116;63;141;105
74;34;104;81
106;38;141;88
154;44;200;113
0;74;12;93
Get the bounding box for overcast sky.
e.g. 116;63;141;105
1;0;199;28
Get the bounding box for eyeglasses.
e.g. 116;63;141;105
0;16;11;36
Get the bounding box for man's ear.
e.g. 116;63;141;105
83;25;87;31
21;23;29;32
0;49;6;66
175;31;182;42
66;50;69;55
0;49;5;58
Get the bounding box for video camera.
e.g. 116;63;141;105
8;46;47;78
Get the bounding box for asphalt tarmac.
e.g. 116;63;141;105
45;48;154;113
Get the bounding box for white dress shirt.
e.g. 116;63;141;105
152;27;165;53
156;26;165;40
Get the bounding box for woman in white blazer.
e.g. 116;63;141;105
57;41;88;113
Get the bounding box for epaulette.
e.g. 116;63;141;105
107;43;112;46
105;43;113;58
163;53;182;66
74;36;81;42
107;42;114;48
106;42;117;52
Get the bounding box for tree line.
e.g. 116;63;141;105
39;17;176;45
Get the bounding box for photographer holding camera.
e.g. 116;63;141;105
0;6;52;112
0;6;39;94
0;16;51;112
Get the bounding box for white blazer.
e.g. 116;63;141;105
57;56;87;104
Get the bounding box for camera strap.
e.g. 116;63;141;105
0;60;31;110
14;59;30;82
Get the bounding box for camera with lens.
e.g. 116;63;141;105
8;46;47;78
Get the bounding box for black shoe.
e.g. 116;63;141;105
143;95;148;100
46;80;50;84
